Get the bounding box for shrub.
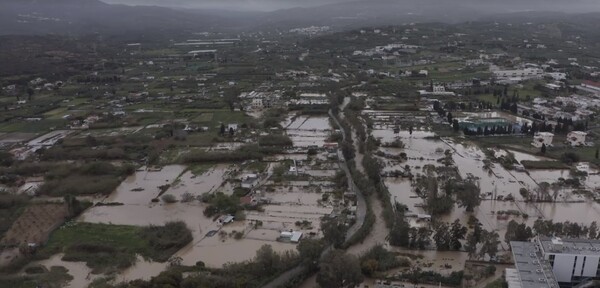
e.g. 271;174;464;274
180;192;195;203
161;194;177;203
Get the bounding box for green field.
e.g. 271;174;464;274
0;120;67;133
40;222;192;273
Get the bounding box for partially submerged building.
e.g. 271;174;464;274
567;131;587;147
279;231;302;243
532;132;554;148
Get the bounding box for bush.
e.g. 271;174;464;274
180;192;195;203
561;152;580;165
140;221;193;262
161;194;177;203
258;135;293;147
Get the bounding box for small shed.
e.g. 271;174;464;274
218;215;235;225
279;231;303;243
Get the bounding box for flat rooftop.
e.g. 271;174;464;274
539;237;600;256
510;241;559;288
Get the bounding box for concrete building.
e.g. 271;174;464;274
567;131;587;147
532;132;554;148
511;237;600;287
510;240;559;288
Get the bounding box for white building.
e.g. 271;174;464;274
512;237;600;287
432;85;445;93
540;237;600;284
251;98;263;110
545;72;567;81
567;131;587;147
532;132;554;148
493;68;543;80
241;174;259;189
279;231;303;243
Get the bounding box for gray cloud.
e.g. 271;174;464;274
101;0;352;11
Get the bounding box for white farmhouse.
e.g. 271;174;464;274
532;132;554;148
567;131;587;147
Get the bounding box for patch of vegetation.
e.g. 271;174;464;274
521;160;568;169
0;193;29;239
182;144;263;163
0;266;73;288
258;134;293;147
39;222;192;273
360;245;410;276
38;162;135;197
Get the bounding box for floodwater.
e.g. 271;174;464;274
370;117;600;255
175;219;297;267
104;165;186;204
304;169;337;177
27;253;97;288
79;202;210;227
166;164;230;198
116;255;167;283
285;115;332;148
286;116;330;131
16;177;43;195
346;195;390;256
508;149;553;163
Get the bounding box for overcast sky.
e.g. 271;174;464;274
101;0;351;11
101;0;600;13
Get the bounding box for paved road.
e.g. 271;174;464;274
329;109;367;242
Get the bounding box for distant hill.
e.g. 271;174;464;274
254;0;600;30
0;0;599;35
0;0;246;35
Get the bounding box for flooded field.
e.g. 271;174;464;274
166;164;231;198
27;254;97;288
104;165;186;204
284;115;332;148
365;108;600;259
116;256;168;283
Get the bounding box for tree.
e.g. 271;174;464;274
479;230;500;260
452;119;460;132
596;147;599;159
389;213;411;247
433;222;451;250
447;112;453;124
414;227;432;250
561;152;580;165
504;220;533;245
220;123;226;136
229;127;234;137
297;239;323;270
322;218;347;249
408;126;413;135
541;143;546;154
450;219;467;250
317;250;363;288
26;87;34;101
465;221;483;259
254;244;281;276
455;177;481;212
589;222;598;239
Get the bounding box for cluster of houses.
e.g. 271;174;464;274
532;131;588;148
